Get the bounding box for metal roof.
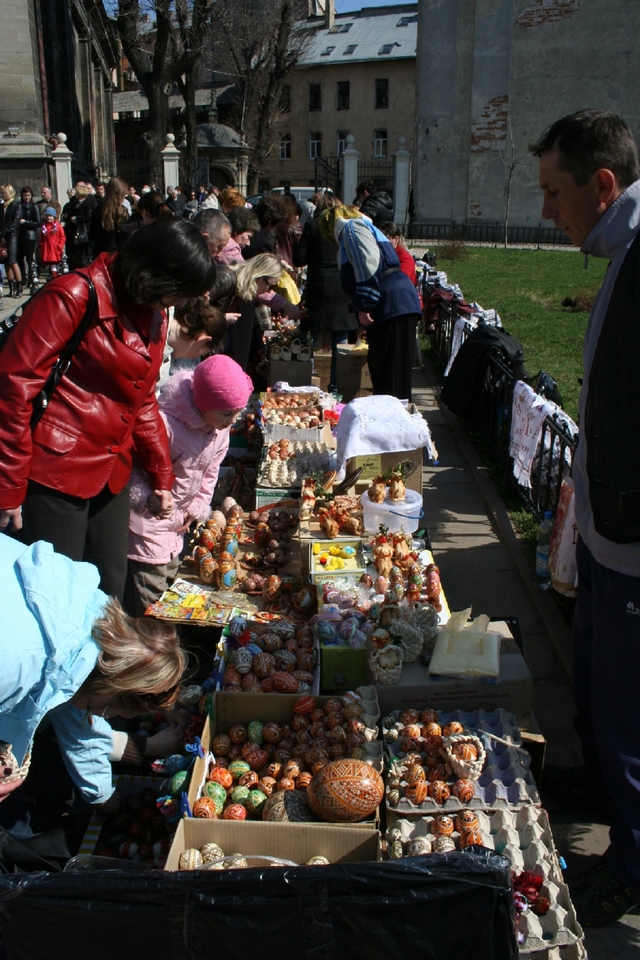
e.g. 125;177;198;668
300;6;418;66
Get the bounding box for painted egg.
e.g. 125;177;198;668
405;781;429;805
252;653;275;679
229;615;247;638
306;855;330;865
431;815;455;837
261;722;282;743
202;782;227;813
407;837;432;856
262;790;317;823
179;848;203;870
306;759;384;823
169;771;188;795
427;764;450;783
200;842;225;865
453;742;478;762
295;772;313;790
192;797;217;819
432;836;456;855
247;721;264;745
231;649;253;676
163;754;188;776
228;725;248;745
456;811;480;834
271;672;299;693
222;804;248;821
225;853;249;870
339;618;359;642
428;781;451;804
422;722;442;737
246;789;268;816
443;721;464;737
315;619;337;643
228;759;252;781
458;829;484;849
420;708;439;724
238;770;259;788
207;766;233;790
230;785;250;806
256;777;277;797
400;709;420;725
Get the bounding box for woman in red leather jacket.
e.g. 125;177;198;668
0;218;215;600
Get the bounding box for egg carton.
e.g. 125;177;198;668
258;442;334;488
384;708;540;812
386;808;584;955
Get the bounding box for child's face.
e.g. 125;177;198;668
44;215;55;224
201;407;244;430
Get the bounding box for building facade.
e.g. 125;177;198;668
413;0;640;231
261;4;417;199
0;0;117;191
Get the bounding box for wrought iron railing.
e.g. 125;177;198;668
409;220;572;247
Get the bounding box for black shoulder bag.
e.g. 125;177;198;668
31;273;97;429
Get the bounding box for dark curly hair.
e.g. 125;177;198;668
116;219;216;304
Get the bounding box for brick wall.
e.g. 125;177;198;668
516;0;580;29
470;95;508;153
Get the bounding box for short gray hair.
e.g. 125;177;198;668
193;208;232;239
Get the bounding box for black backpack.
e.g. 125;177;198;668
440;326;525;419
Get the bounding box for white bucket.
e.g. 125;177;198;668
360;488;423;534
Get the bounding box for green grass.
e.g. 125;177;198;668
430;247;607;421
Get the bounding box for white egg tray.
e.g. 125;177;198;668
383;708;540;812
386;808;584;955
257;441;333;488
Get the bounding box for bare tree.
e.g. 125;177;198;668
498;118;520;249
211;0;311;193
107;0;213;184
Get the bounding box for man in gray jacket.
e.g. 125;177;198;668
531;110;640;927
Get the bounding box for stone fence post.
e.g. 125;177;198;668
342;134;359;206
52;133;73;203
393;136;411;231
162;134;181;195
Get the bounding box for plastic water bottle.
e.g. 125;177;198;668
535;510;554;580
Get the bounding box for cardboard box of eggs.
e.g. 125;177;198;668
188;689;383;828
167;819;380;872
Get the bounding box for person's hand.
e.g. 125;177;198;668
94;791;122;817
178;514;196;533
358;310;374;327
144;725;184;758
147;489;175;518
284;303;302;321
226;312;241;325
0;507;22;531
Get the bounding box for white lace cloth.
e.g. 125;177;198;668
335;395;438;472
509;381;557;488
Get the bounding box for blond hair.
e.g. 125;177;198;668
0;183;16;201
81;598;187;713
75;184;91;200
233;253;283;301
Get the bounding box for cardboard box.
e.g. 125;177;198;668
165;818;380;870
78;775;165;857
313;350;332;392
336;343;372;398
373;623;533;728
254;488;300;511
268;359;313;388
346;403;424;496
321;645;370;694
189;691;382;819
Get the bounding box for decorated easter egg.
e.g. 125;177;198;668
200;842;225;865
222;804;248;821
229;615;247;638
339;618;359;642
163;754;189;776
420;708;439;724
169;770;188;795
229;725;248;744
207;766;233;790
179;848;203;870
306;759;384;823
192;797;217;819
315;619;337;643
291;587;315;614
456;810;480;833
246;789;268;816
428;780;451;804
432;836;456;855
405;781;429;805
230;785;251;806
431;815;455;837
256;777;277;797
262;790;317;823
238;770;259;788
247;721;264;745
271;672;299;693
407;837;432;856
202;781;227;813
458;829;484;849
306;855;330;866
443;721;464;737
228;759;252;781
451;779;476;803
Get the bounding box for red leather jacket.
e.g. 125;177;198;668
0;253;174;510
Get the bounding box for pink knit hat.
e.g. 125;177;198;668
192;354;253;411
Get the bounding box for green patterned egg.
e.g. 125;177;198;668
247;720;264;745
169;770;188;795
203;780;227;813
228;760;251;781
230;785;250;806
246;789;267;816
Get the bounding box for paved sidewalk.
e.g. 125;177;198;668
412;360;640;958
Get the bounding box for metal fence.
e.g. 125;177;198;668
424;279;577;519
410;220;573;247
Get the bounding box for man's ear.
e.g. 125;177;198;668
594;167;620;207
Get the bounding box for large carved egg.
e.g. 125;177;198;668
306;759;384;823
262;790;317;823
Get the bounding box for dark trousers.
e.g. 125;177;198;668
366;313;418;401
573;536;640;886
18;480;131;601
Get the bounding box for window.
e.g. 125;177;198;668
374;129;387;158
339;22;353;32
336;131;348;157
279;85;291;113
336;81;350;111
279;133;291;160
258;179;270;194
397;14;417;26
343;44;358;55
309;83;322;112
375;78;389;109
378;43;398;55
309;131;322;159
321;45;335;56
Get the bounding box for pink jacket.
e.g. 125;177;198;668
128;368;230;564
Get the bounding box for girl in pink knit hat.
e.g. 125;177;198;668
127;353;253;614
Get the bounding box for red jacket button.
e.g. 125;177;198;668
109;444;121;453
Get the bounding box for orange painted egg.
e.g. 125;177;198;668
207;766;233;790
271;672;298;693
431;815;455;837
428;780;451;804
443;722;464;736
453;742;478;762
222;804;248;821
212;734;231;756
192;797;217;819
420;708;439;724
306;759;384;823
458;829;484;849
399;709;419;725
405;781;428;805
